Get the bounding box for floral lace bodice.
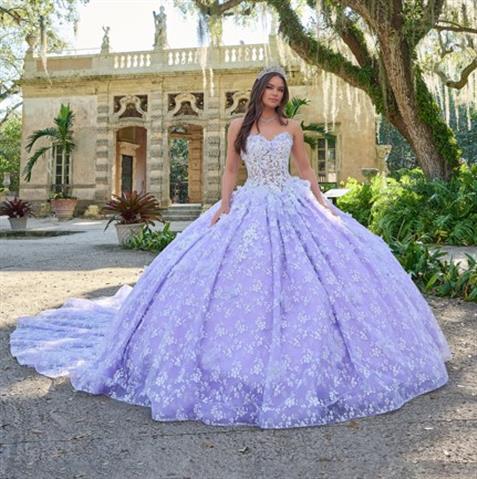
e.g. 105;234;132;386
241;131;294;191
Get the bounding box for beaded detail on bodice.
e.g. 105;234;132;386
241;131;294;191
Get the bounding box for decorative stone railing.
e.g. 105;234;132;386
166;47;203;67
22;37;291;79
223;45;266;63
113;51;152;69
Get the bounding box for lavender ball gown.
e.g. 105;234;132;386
10;131;451;429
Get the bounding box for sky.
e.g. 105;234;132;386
62;0;271;53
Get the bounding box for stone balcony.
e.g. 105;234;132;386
22;35;297;81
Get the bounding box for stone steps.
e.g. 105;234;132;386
160;203;203;222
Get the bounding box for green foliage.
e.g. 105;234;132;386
0;114;21;192
169;138;189;202
453;108;477;164
334;178;373;226
124;223;177;254
389;237;477;302
285;97;310;118
337;164;477;245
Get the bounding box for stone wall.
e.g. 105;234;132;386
19;39;378;207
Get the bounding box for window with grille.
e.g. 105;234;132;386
51;145;71;193
316;136;337;182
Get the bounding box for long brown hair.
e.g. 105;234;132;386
233;71;289;154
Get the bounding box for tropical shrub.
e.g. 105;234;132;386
389;237;477;302
333;178;373;226
337;164;477;245
124;223;177;253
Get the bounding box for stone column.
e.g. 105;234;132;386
202;88;222;206
94;90;112;202
147;87;169;207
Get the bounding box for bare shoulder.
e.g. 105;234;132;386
229;116;245;131
286;118;302;134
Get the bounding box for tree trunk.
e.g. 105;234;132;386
386;104;454;180
378;27;459;180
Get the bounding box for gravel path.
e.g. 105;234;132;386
0;219;476;479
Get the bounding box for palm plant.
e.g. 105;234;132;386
285;97;336;149
23;103;76;197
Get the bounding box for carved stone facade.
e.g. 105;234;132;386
19;35;380;210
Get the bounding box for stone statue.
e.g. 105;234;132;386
153;6;167;49
101;26;110;54
25;32;39;54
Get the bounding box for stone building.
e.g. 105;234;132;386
19;33;383;212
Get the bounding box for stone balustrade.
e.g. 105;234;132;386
23;38;288;79
113;51;152;69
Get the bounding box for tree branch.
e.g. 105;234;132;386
193;0;246;15
435;56;477;89
191;0;384;108
264;0;381;96
0;82;20;102
337;0;387;32
337;15;375;68
435;24;477;35
0;101;22;126
0;6;25;25
405;0;446;47
422;0;446;28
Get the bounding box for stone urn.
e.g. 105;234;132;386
83;204;102;219
361;167;380;183
114;223;144;246
8;217;28;230
51;198;78;220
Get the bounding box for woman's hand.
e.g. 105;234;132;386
325;204;340;218
318;198;340;218
209;202;231;226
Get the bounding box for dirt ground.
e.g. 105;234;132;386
0;220;476;479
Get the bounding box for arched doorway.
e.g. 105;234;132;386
114;126;147;195
168;124;203;204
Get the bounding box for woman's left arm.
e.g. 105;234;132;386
290;120;337;214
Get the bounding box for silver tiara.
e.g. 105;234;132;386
256;65;287;81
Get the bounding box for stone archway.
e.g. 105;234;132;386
113;126;147;195
168;124;203;204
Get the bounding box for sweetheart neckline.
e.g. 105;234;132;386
247;131;293;143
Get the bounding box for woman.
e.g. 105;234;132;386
10;65;451;429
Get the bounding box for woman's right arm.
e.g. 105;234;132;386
209;118;242;226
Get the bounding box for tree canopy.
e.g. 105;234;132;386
178;0;477;180
0;0;87;124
